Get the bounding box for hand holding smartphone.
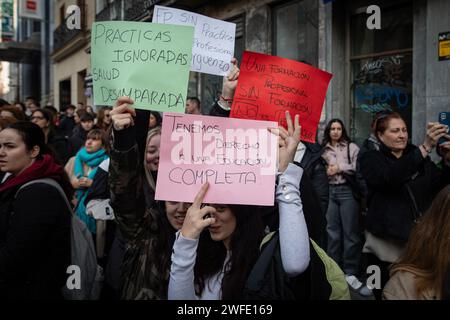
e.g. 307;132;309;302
438;112;450;145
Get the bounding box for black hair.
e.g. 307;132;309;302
80;112;95;122
5;121;74;199
322;118;352;146
0;98;10;107
43;105;58;116
32;108;53;123
187;97;201;107
194;205;264;299
150;111;163;127
15;102;26;113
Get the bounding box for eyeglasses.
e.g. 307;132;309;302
31;116;45;121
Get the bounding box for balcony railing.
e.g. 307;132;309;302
53;4;86;52
96;0;122;21
124;0;160;21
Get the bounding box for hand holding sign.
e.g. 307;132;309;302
111;97;136;131
269;111;301;173
222;58;240;99
181;182;217;240
231;51;332;143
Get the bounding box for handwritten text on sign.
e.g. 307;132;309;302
155;113;278;205
91;21;194;112
230;51;333;143
152;5;236;76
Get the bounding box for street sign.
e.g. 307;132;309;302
438;32;450;61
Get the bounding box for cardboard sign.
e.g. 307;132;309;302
155;113;278;205
91;21;194;112
230;51;333;143
152;5;236;76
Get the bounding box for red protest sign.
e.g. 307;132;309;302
230;51;333;143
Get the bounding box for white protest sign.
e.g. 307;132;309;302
152;5;236;76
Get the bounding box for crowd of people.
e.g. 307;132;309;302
0;58;449;301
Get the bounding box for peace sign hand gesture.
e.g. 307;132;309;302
269;111;302;173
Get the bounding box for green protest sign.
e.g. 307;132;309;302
91;21;194;112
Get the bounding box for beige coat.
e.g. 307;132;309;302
383;270;438;300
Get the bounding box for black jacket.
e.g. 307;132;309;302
0;182;71;299
360;143;450;242
297;142;329;217
47;130;68;165
67;126;88;158
59;115;76;138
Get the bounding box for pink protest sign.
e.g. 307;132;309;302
230;51;333;143
155;113;278;205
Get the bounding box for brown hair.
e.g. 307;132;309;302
0;115;18;130
87;128;109;153
374;112;405;139
96;106;112;131
0;105;26;121
390;185;450;299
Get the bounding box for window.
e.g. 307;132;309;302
350;2;413;145
273;0;318;66
59;79;71;110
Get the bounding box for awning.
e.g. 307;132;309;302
0;33;41;64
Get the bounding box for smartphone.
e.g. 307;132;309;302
438;112;450;145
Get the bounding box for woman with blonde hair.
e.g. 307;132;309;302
383;185;450;300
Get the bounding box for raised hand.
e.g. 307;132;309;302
221;58;240;100
423;122;449;150
111;96;136;131
269;111;302;173
180;182;217;240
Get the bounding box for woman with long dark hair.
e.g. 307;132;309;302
321;119;369;296
168;112;310;300
0;121;72;299
96;106;112;132
383;185;450;299
359;112;450;299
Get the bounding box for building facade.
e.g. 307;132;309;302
0;0;53;105
50;0;449;146
51;0;94;110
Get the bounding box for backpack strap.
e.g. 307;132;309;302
15;178;72;213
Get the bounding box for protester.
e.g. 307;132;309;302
0;105;26;121
59;105;77;138
168;112;310;300
110;96;186;299
68;129;109;235
321;119;370;296
383;185;450;300
96;106;112;132
67;112;95;158
149;111;162;129
359;112;450;299
0;115;17;131
14;102;27;114
31;109;68;164
208;58;327;250
185;97;202;115
0;121;72;299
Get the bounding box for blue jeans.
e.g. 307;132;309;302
326;184;361;275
